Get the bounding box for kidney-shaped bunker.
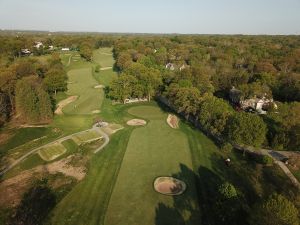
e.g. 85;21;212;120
154;177;186;196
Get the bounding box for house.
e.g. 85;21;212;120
230;87;277;114
34;42;43;48
21;49;31;55
48;45;54;50
61;47;70;51
166;63;175;71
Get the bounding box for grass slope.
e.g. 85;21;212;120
63;68;103;115
38;143;67;161
72;130;102;145
104;106;200;225
50;129;132;225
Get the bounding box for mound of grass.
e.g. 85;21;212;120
127;105;165;120
38;143;67;161
72;130;102;145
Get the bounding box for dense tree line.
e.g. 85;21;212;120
0;53;67;125
109;35;300;151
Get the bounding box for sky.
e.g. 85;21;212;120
0;0;299;34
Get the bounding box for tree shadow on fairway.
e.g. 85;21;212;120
155;164;216;225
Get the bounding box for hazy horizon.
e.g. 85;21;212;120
0;0;299;35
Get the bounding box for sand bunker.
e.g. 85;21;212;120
55;96;78;115
127;119;147;126
167;114;179;129
154;177;186;195
92;110;101;114
94;85;104;89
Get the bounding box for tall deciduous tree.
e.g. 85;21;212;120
226;112;267;147
249;194;299;225
43;68;67;96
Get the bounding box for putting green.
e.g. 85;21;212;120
38;143;67;161
63;68;103;114
104;106;200;225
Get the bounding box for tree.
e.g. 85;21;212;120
16;76;52;123
43;68;67;96
226;112;267;147
249;194;299;225
198;96;233;135
116;52;132;70
109;74;137;103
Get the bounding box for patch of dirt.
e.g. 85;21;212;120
126;119;147;126
0;130;14;146
286;152;300;170
167;114;179;129
0;154;87;208
46;155;86;181
55;96;78;115
0;168;45;207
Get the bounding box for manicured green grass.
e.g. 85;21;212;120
127;105;166;120
93;48;114;68
50;129;133;225
93;69;117;87
104;106;200;225
63;68;103;115
72;130;102;145
0;127;50;153
38;143;67;161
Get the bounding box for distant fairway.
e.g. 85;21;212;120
93;48;114;68
38;143;67;161
63;68;103;114
104;106;201;225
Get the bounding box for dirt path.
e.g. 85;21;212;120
55;96;78;115
66;54;72;67
0;124;110;176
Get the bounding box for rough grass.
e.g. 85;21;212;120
63;68;103;115
104;106;200;225
38;143;67;161
72;130;102;145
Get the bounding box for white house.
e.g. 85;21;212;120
21;49;31;55
34;42;43;48
61;47;70;51
165;63;175;71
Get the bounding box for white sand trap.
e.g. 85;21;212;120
94;85;104;89
127;119;147;126
55;96;78;115
167;114;179;129
92;110;101;114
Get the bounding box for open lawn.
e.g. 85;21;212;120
104;106;200;225
63;68;103;114
93;69;117;87
93;48;114;68
38;143;67;161
72;130;102;145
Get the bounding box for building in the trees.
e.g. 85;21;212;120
229;87;277;114
166;63;175;70
61;47;70;51
34;41;43;48
21;49;31;55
